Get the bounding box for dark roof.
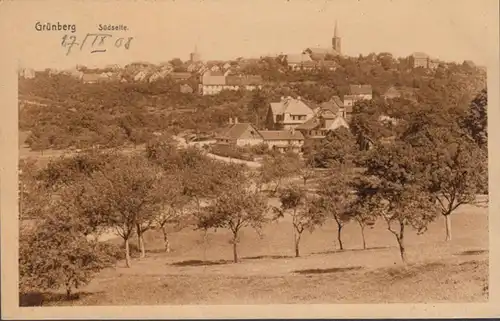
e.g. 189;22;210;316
319;96;344;115
82;73;104;82
296;117;321;130
349;84;372;95
260;130;304;141
170;72;192;80
226;75;263;86
216;123;261;140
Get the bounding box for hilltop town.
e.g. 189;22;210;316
18;22;486;156
18;21;489;307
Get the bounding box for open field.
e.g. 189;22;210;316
31;200;488;306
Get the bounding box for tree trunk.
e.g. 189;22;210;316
336;222;344;251
232;237;238;263
444;214;452;241
136;224;146;258
294;232;302;257
124;238;131;268
65;285;72;300
396;222;406;263
360;223;366;250
139;234;146;258
161;226;171;253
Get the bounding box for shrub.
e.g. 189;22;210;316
19;216;117;300
209;144;254;161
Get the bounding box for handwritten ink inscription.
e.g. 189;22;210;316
61;33;133;55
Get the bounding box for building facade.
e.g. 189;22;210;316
266;97;315;130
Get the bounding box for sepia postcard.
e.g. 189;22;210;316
1;0;499;319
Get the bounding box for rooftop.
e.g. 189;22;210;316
270;97;315;116
217;123;262;140
260;130;304;141
349;84;373;95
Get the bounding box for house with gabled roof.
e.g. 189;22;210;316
215;118;264;146
409;52;440;70
383;86;417;102
259;129;304;153
318;95;352;119
266;96;315;130
199;71;263;95
343;84;373;109
285;53;314;71
296;110;349;140
169;72;192;81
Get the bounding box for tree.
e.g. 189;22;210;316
19;202;116;300
299;159;315;186
349;99;392;151
353;143;439;263
275;184;325;257
317;167;355;250
259;153;301;194
427;135;487;241
463;88;487;149
401;104;487;241
154;173;192;252
248;89;268;129
19;158;45;220
345;193;377;250
169;58;184;68
306;127;358;168
198;187;269;263
91;155;164;266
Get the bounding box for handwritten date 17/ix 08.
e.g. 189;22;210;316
61;33;133;55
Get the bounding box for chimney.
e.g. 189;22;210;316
234;117;239;124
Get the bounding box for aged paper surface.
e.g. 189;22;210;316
1;0;499;319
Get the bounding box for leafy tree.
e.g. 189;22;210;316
155;173;192;252
275;184;325;257
259;153;301;194
169;58;184;68
306;127;358;168
317;167;355;250
299;159;315;186
463;88;487;149
349;99;393;150
426;134;487;241
198;187;269;263
19;203;117;300
248;89;268;129
19;158;44;220
91;155;164;266
345;192;377;250
353;143;439;263
401;104;487;241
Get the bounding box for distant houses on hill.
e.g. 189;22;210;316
199;71;264;95
215;93;357;153
343;84;373;109
409;52;441;69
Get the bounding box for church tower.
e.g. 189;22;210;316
190;45;201;62
332;20;341;54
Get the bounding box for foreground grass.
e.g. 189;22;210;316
34;258;487;305
21;201;488;306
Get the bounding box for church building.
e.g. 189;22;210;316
303;21;342;61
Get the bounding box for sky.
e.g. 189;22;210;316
2;0;497;70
